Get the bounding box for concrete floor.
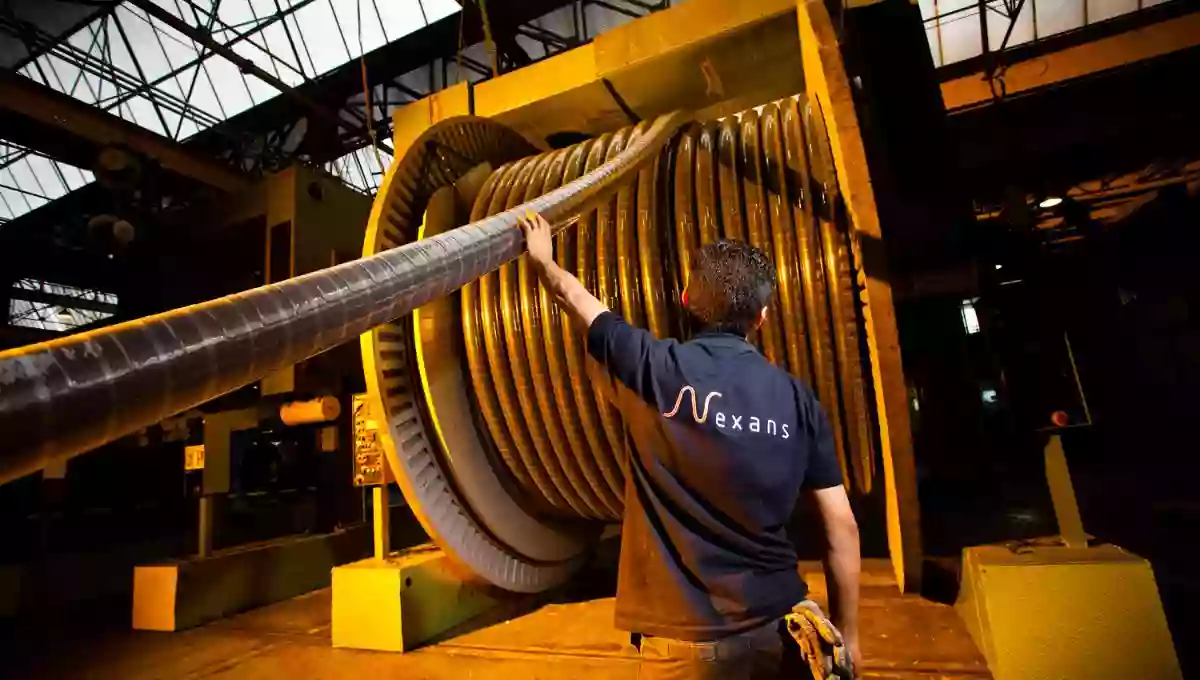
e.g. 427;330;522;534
4;560;989;679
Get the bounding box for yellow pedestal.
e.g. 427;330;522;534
956;543;1182;680
331;545;504;652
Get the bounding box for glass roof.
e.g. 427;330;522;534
2;0;456;221
920;0;1172;68
8;277;119;332
0;0;1180;224
0;142;95;223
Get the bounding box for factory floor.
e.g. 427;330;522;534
4;559;989;679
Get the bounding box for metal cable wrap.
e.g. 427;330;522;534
463;96;875;522
0;112;690;486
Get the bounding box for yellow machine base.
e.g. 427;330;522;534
331;546;509;652
132;527;369;631
956;543;1182;680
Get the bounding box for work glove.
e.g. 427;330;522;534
784;600;854;680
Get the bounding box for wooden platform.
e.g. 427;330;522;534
4;561;988;679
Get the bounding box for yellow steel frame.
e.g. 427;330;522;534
358;0;922;592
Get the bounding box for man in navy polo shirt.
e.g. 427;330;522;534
519;211;861;679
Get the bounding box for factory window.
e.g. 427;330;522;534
5;0;460;221
960;298;981;335
7;278;118;332
920;0;1171;68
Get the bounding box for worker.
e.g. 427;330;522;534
519;211;862;679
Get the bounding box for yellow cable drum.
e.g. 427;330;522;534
362;96;875;592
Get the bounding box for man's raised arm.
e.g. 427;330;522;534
519;212;608;330
519;211;672;403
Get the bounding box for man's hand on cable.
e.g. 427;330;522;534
520;209;555;267
518;210;609;330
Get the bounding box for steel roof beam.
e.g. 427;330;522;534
0;69;248;193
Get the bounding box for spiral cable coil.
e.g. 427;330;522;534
449;95;876;525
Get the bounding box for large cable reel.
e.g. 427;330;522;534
363;99;875;594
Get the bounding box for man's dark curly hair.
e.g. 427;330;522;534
684;240;777;336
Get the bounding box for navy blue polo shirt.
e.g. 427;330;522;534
586;311;842;641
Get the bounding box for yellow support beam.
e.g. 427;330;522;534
942;12;1200;111
795;0;923;592
474;0;803;144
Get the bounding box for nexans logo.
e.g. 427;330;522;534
663;385;791;439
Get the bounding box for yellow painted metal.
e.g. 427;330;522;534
390;82;473;152
941;12;1200;111
474;0;801;144
132;565;178;631
795;0;922;592
183;444;205;471
956;544;1183;680
594;0;801;128
331;547;504;653
1044;435;1089;549
279;396;341;426
372;487;391;561
473;45;614;142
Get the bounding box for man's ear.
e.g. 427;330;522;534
681;288;689;307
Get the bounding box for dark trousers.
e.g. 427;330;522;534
635;620;805;680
